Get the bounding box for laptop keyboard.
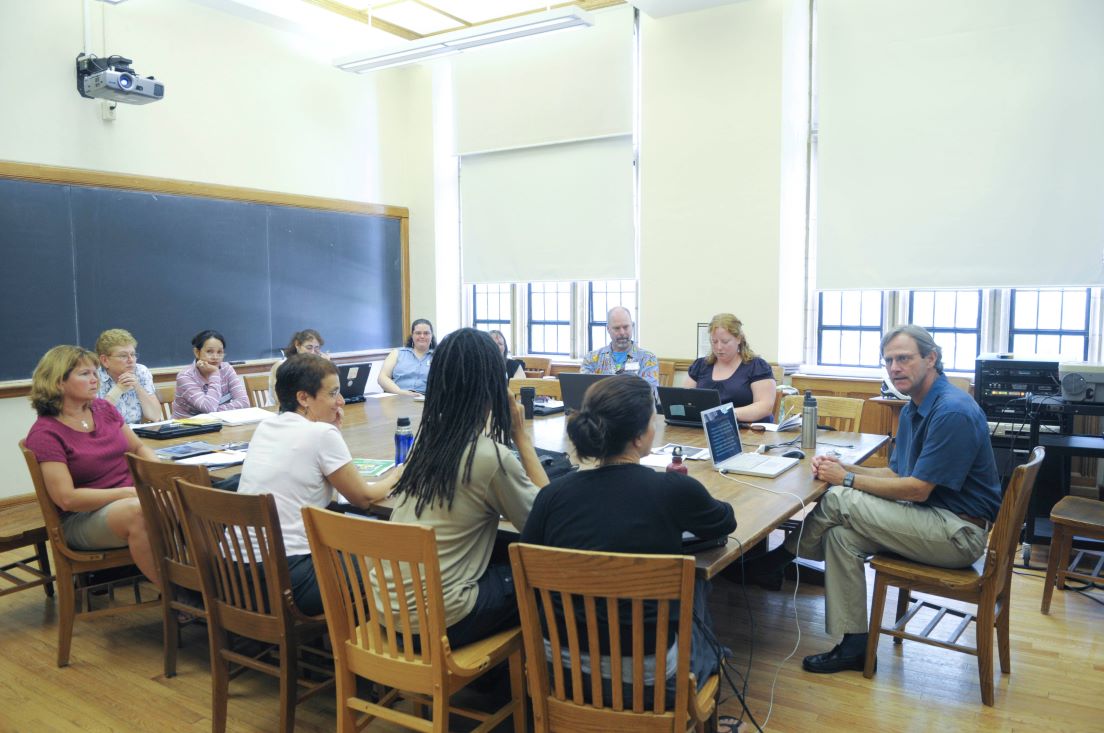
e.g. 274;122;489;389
720;453;770;470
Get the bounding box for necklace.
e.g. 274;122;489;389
61;410;91;431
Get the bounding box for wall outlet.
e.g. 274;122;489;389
100;100;116;122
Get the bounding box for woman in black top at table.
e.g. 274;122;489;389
684;313;776;422
521;375;735;693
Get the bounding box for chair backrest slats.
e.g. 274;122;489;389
985;446;1045;585
607;595;624;709
653;599;671;714
174;479;297;639
300;507;449;693
126;453;211;588
582;595;603;707
511;543;698;729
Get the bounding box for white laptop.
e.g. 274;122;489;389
701;403;800;479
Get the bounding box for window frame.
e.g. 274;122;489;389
1008;287;1091;360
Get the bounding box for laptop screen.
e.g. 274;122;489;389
700;403;743;464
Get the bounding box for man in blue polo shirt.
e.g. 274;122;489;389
751;324;1001;674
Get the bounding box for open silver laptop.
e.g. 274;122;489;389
701;403;799;478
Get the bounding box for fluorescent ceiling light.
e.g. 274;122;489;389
95;0;129;4
334;6;594;74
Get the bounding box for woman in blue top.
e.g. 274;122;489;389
683;313;776;422
378;318;435;395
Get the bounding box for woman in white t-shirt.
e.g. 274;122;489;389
237;353;402;615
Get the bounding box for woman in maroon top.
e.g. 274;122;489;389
25;345;161;586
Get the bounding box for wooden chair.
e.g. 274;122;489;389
509;543;718;733
156;383;176;419
174;479;333;733
126;453;213;677
0;493;54;599
509;377;562;400
658;360;676;387
549;363;580;377
780;394;865;432
1041;496;1104;614
520;356;552;378
244;373;270;408
301;507;526;733
20;442;159;667
862;446;1045;706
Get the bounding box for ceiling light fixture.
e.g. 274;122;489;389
334;6;594;74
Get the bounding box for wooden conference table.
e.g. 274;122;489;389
149;395;886;580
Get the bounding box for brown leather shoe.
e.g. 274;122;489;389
801;644;873;674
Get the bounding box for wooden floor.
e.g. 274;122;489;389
0;542;1100;733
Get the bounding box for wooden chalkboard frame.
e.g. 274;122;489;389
0;160;409;394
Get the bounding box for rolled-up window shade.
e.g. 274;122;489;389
461;136;635;284
452;5;632;154
817;0;1104;290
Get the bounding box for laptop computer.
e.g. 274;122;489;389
337;362;372;403
558;373;612;413
701;402;800;478
657;386;721;427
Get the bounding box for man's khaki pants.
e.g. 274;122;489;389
783;486;988;637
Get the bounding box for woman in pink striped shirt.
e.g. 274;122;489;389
171;330;249;418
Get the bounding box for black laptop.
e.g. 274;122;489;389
657;386;722;427
337;362;372;403
557;373;613;413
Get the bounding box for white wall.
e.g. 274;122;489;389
0;0;433;497
638;1;786;361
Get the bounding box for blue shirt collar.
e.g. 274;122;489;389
912;374;950;418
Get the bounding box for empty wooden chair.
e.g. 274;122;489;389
302;506;526;733
509;543;718;732
156;384;176;420
21;442;158;667
243;373;270;408
126;452;213;677
520;356;552;378
863;446;1044;706
174;478;332;733
0;493;54;599
658;360;676;387
509;377;563;401
780;394;865;432
1041;495;1104;614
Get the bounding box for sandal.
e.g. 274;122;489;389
717;715;745;733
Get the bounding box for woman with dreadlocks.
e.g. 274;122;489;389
383;328;550;648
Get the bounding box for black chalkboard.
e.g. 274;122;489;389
0;176;405;381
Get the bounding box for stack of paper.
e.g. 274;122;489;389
202;407;275;426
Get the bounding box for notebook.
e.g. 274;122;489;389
133;422;223;440
557;373;612;413
337;361;372;403
700;402;799;478
681;531;728;554
657;386;721;427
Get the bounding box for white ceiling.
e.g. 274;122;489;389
625;0;747;18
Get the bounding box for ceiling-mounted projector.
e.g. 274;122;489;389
76;53;164;105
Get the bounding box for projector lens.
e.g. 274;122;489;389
117;73;134;90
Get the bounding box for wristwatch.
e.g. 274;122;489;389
843;472;855;488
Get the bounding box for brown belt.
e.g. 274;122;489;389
956;514;987;530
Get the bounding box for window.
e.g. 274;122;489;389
908;290;981;372
817;290;883;367
527;282;573;355
586;280;638;351
1009;288;1090;360
470;284;511;335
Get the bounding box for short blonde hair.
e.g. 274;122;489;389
29;345;98;417
95;328;137;357
705;313;756;365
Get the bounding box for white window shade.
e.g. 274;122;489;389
817;0;1104;290
461;136;635;284
452;5;632;154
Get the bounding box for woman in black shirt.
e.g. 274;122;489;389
521;375;736;695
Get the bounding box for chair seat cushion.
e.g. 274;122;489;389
1050;496;1104;534
870;553;985;591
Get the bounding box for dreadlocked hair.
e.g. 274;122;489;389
390;328;514;517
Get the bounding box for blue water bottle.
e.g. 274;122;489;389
394;416;414;465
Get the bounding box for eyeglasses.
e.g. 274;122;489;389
881;353;918;367
110;352;138;361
